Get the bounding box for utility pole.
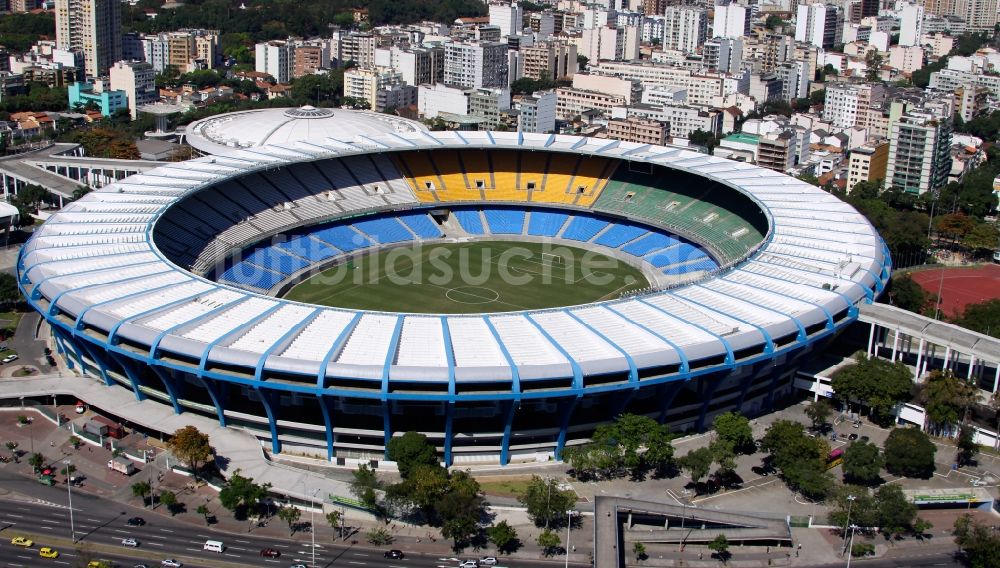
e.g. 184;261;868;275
64;459;75;543
842;495;856;555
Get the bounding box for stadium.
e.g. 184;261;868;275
17;130;890;466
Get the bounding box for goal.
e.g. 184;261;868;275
540;253;566;265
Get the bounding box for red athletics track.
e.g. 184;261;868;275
909;264;1000;319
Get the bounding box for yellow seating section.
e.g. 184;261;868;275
394;149;617;206
485;151;522;201
393;152;440;202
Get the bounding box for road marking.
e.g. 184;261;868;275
228;546;248;551
54;562;70;566
110;529;130;534
273;544;290;548
235;539;252;544
39;526;53;530
37;518;59;524
148;542;164;547
353;553;371;557
86;518;102;522
7;513;25;518
348;562;366;566
143;533;168;539
264;560;281;564
159;528;175;533
185;548;201;552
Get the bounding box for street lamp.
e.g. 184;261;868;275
845;524;859;568
309;488;320;568
564;510;573;568
64;459;75;543
842;495;856;555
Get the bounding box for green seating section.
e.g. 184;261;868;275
593;166;768;264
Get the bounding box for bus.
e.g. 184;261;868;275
826;448;844;470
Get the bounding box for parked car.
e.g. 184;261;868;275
39;547;59;558
122;537;140;547
480;557;498;565
383;550;404;559
289;564;308;568
260;548;281;558
459;561;479;568
10;537;33;547
126;517;146;526
1;354;18;364
161;560;183;568
847;433;858;441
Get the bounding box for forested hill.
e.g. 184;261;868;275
123;0;487;39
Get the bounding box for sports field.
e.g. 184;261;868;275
283;241;649;314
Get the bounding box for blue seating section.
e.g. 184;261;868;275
562;216;609;241
622;233;679;257
353;217;413;244
454;210;485;234
399;213;442;238
311;226;371;251
594;224;648;248
663;259;717;275
527;211;569;237
484;209;525;234
275;235;340;262
244;247;310;275
219;263;285;291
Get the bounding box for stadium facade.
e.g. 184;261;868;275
18;131;890;466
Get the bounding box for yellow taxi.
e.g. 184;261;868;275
87;561;112;568
10;536;33;547
39;547;59;558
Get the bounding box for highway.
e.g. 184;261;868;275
0;480;583;568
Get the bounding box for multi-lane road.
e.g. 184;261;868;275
0;476;583;568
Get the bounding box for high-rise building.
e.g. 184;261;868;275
846;141;890;191
515;90;556;133
775;60;808;102
255;40;293;83
898;4;924;46
662;6;708;53
109;60;156;119
330;31;376;69
886;109;952;195
824;82;887;129
54;0;122;79
488;2;524;37
703;37;744;74
713;2;750;39
794;3;841;49
521;42;578;81
642;0;667;16
444;41;509;89
607;116;668;144
293;45;330;79
960;0;999;32
343;67;403;110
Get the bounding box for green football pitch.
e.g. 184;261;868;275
283;241;650;314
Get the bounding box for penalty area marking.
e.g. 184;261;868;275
445;286;501;305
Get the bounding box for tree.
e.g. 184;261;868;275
158;490;179;515
366;526;393;546
131;481;152;507
865;50;884;82
60;464;76;477
831;354;913;424
28;452;44;472
486;520;518;555
386;431;439;479
936;212;977;243
218;469;271;526
562;413;675;479
689;129;721;153
765;15;783;30
759;420;833;499
829;486;878;530
537;529;561;556
954;514;1000;568
166;425;212;479
963;223;1000;257
919;370;977;432
437;470;483;549
519;476;575;528
875;484;918;538
886;274;932;315
326;510;342;539
884;428;936;478
912;517;933;538
957;424;979;467
708;534;731;564
349;463;381;510
804;399;834;432
633;541;647;561
0;274;21;309
196;504;211;524
277;505;301;536
4;441;18;461
679;446;714;486
955;299;1000;338
842;440;885;485
713;412;755;454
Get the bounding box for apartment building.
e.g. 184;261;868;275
886;109;953;195
607;116;668;145
846;141;889;190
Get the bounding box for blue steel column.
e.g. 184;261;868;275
695;372;727;431
500;400;518;465
657;380;686;424
256;387;282;454
317;395;335;461
149;365;183;415
75;338;113;386
108;351;146;401
195;376;227;427
555;396;580;461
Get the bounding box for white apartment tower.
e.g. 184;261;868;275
886;109;952;195
55;0;122;78
255;40;293;83
444;41;509;89
898;4;924;47
109;60;156;119
489;2;524;37
713;2;750;39
662;6;708;53
794;3;841;49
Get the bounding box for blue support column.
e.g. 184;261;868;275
554;396;580;461
610;389;637;420
196;376;227;427
500;399;519;466
256;388;281;454
76;339;112;386
318;395;335;461
733;369;757;413
695;374;725;431
149;366;183;415
109;351;146;401
382;400;392;460
443;402;454;467
657;380;686;424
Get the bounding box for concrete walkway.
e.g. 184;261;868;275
0;373;353;505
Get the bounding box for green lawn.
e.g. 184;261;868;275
283;241;649;314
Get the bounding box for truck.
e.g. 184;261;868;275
88;416;126;439
107;456;136;476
